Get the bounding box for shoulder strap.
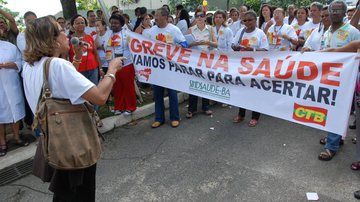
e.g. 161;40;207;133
237;28;246;45
42;57;54;99
32;57;54;131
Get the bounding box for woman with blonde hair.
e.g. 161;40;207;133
22;16;124;201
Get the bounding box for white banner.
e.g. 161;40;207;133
127;32;359;136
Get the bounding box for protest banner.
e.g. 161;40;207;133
127;32;359;136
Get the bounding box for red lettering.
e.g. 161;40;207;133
177;48;191;64
213;54;228;72
321;62;342;87
142;40;154;55
274;60;295;79
253;58;271;78
130;38;142;53
166;45;180;61
197;52;215;68
153;42;165;57
238;57;254;74
297;61;318;81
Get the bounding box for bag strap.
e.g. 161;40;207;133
32;57;54;131
42;57;54;98
237;28;246;45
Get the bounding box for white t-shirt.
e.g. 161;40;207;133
104;29;132;66
323;23;360;49
213;25;233;52
260;18;275;31
94;30;112;68
232;28;269;50
229;20;243;37
284;16;298;25
176;19;188;35
143;23;186;45
16;32;26;54
267;23;297;51
22;57;95;114
303;26;326;51
85;26;97;36
301;21;320;40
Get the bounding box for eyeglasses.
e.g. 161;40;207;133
242;19;255;23
329;9;344;14
195;14;205;18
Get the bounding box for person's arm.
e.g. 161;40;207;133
0;8;18;35
263;20;273;35
0;62;17;70
207;27;218;48
82;57;124;105
350;5;360;30
321;40;360;52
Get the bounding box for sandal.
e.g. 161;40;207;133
14;140;29;147
0;145;7;157
351;162;360;170
233;116;244;123
318;149;336;161
248;119;258;127
319;137;344;145
186;112;195;119
204;110;213;116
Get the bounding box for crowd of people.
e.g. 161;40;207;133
0;0;359;200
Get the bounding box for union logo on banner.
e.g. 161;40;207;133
293;103;327;126
138;68;152;81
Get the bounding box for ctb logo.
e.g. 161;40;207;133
293;103;327;126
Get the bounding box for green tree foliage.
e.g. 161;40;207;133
0;0;22;27
169;0;204;13
76;0;100;11
244;0;261;13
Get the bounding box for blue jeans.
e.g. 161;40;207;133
81;68;99;112
153;85;179;123
325;132;342;152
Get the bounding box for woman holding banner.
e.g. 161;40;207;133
185;7;218;119
231;10;269;127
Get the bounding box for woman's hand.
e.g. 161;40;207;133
107;57;125;74
73;43;85;60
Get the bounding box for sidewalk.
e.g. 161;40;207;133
0;93;188;184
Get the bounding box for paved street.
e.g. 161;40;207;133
0;103;359;201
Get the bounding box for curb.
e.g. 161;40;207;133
0;93;188;171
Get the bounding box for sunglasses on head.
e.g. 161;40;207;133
195;13;205;18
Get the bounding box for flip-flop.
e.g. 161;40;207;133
233;116;244;123
351;162;360;170
248;119;258;127
318;149;336;161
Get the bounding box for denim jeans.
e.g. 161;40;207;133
325;132;342;152
80;68;99;112
188;95;209;113
153;85;179;123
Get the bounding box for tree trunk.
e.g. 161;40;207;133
60;0;77;21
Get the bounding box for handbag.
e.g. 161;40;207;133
33;57;103;170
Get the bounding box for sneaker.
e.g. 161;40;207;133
123;110;132;116
114;110;123;115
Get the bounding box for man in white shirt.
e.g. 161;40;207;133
85;10;97;36
143;7;187;128
17;11;37;54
